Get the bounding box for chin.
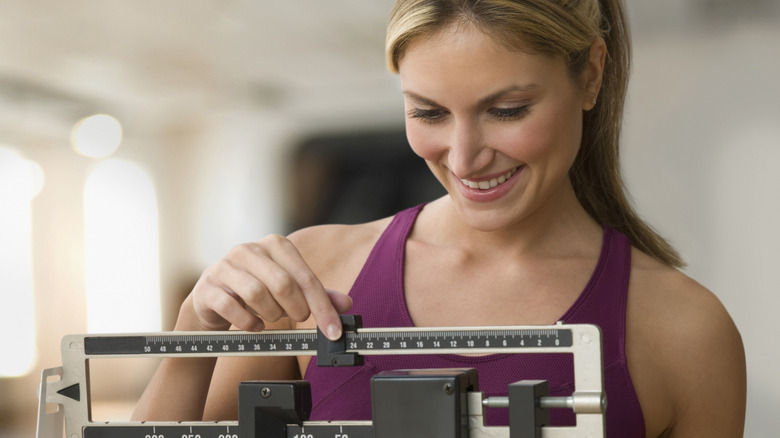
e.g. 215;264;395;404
452;200;526;233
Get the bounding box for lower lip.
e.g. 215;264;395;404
454;167;524;203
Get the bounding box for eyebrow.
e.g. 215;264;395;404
402;91;439;107
403;84;540;107
479;84;540;105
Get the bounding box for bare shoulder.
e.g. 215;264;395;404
627;249;746;437
628;249;737;337
287;217;393;292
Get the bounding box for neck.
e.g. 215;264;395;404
417;186;602;259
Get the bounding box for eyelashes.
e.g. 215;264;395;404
406;108;446;123
406;105;532;124
488;106;531;121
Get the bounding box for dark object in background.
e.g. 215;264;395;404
288;129;445;231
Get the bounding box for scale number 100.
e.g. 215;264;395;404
294;435;349;438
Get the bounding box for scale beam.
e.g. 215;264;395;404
37;315;606;438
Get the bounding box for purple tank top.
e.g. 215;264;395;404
304;204;645;437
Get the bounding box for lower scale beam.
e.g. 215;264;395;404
81;422;374;438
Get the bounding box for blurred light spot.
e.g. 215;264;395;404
0;147;43;377
84;159;161;333
71;114;123;158
0;148;44;200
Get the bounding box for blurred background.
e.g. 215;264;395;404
1;0;778;436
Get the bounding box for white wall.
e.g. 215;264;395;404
623;4;780;435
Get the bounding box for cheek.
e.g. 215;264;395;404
405;123;453;188
499;106;582;165
405;121;440;161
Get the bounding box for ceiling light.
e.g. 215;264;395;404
71;114;123;158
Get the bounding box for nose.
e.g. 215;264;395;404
447;118;493;178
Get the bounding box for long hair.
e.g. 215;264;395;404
386;0;684;267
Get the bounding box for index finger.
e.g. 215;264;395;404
262;235;344;341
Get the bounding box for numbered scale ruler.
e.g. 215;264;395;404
83;327;573;356
37;319;605;438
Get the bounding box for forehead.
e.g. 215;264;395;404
398;23;568;102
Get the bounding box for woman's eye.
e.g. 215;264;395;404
407;108;447;124
489;106;530;121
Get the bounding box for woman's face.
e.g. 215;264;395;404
398;23;596;232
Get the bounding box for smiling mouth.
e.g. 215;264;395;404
460;167;519;190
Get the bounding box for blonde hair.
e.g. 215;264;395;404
386;0;684;267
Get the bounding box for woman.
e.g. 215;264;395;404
133;1;746;436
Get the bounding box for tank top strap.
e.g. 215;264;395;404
346;204;424;328
560;225;632;366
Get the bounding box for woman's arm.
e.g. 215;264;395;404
130;297;219;421
627;253;747;437
662;283;746;436
131;232;353;421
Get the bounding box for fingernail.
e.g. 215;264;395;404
327;323;342;340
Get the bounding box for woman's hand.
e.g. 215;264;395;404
180;234;353;340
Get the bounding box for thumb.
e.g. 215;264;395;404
325;289;353;314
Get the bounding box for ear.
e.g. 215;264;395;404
582;37;606;111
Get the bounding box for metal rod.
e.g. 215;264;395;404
482;396;574;410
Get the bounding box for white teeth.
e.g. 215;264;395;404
462;179;480;189
461;167;519;190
